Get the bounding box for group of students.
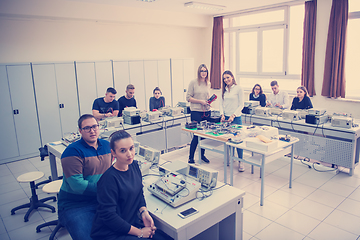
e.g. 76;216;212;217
92;85;166;121
59;63;313;240
186;64;313;171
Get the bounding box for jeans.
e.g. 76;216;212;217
58;203;97;240
225;115;243;159
189;110;211;159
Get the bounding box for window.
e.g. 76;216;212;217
345;0;360;99
223;4;304;91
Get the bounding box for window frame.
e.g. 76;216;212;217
224;4;304;86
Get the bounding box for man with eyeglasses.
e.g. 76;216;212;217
58;114;112;240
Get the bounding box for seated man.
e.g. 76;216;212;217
118;84;137;117
58;114;112;240
92;87;119;121
266;80;290;109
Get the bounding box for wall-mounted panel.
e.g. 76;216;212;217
54;63;79;134
76;62;97;115
7;64;41;156
0;65;19;160
158;60;171;107
129;61;146;110
32;63;62;145
113;61;130;98
95;61;113;97
171;59;184;106
144;60;159;111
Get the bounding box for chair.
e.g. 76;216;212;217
11;171;56;222
36;180;63;240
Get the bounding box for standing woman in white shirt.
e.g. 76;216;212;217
219;70;245;172
186;64;211;164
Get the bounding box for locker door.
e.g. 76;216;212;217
7;64;41;156
158;59;171;107
76;62;97;115
0;65;19;161
144;60;158;111
129;61;146;111
95;61;113;98
171;59;184;107
113;61;130;99
32;63;62;145
55;63;79;135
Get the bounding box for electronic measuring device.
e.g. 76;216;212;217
147;172;201;208
178;101;191;114
62;132;81;146
244;100;260;108
136;145;160;164
169;107;183;117
282;110;301;121
186;164;218;188
331;116;353;129
105;117;124;128
308;108;326;116
144;111;162;122
255;106;271;117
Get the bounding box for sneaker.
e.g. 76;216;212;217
188;158;195;164
238;162;245;172
201;156;210;163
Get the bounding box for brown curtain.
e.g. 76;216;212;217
321;0;348;98
301;0;317;97
210;16;224;89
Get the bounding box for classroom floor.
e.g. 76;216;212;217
1;145;360;240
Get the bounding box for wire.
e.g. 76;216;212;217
312;162;338;172
301;157;312;169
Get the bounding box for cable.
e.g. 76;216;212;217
312;162;338;172
301;157;312;169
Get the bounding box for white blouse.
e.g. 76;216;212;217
219;84;244;117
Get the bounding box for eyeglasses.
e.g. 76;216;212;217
200;70;208;73
81;124;99;132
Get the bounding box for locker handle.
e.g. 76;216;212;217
13;109;19;115
59;104;65;108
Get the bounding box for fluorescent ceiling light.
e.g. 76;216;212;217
138;0;156;2
184;1;226;11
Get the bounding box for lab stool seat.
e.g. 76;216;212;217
36;180;63;240
11;171;56;222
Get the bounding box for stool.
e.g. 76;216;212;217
36;180;63;240
11;171;56;222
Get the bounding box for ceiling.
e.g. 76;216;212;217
66;0;298;16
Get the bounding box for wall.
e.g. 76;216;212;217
0;0;213;70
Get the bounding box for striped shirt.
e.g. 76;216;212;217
58;138;112;210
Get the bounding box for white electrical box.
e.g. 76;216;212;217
244;100;260;108
331;116;353;129
106;117;124;128
186;164;218;188
255;107;271;117
282;110;300;121
123;107;140;116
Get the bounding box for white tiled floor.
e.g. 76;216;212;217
1;145;360;240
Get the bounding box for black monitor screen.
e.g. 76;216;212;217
139;147;145;157
188;166;198;178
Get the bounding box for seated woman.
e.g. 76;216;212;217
149;87;165;111
91;130;171;240
290;86;313;110
249;84;266;107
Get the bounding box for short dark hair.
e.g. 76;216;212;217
126;84;135;90
78;114;97;129
270;80;278;87
109;130;132;151
106;87;117;94
153;87;162;94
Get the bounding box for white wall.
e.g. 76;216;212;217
0;0;213;70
